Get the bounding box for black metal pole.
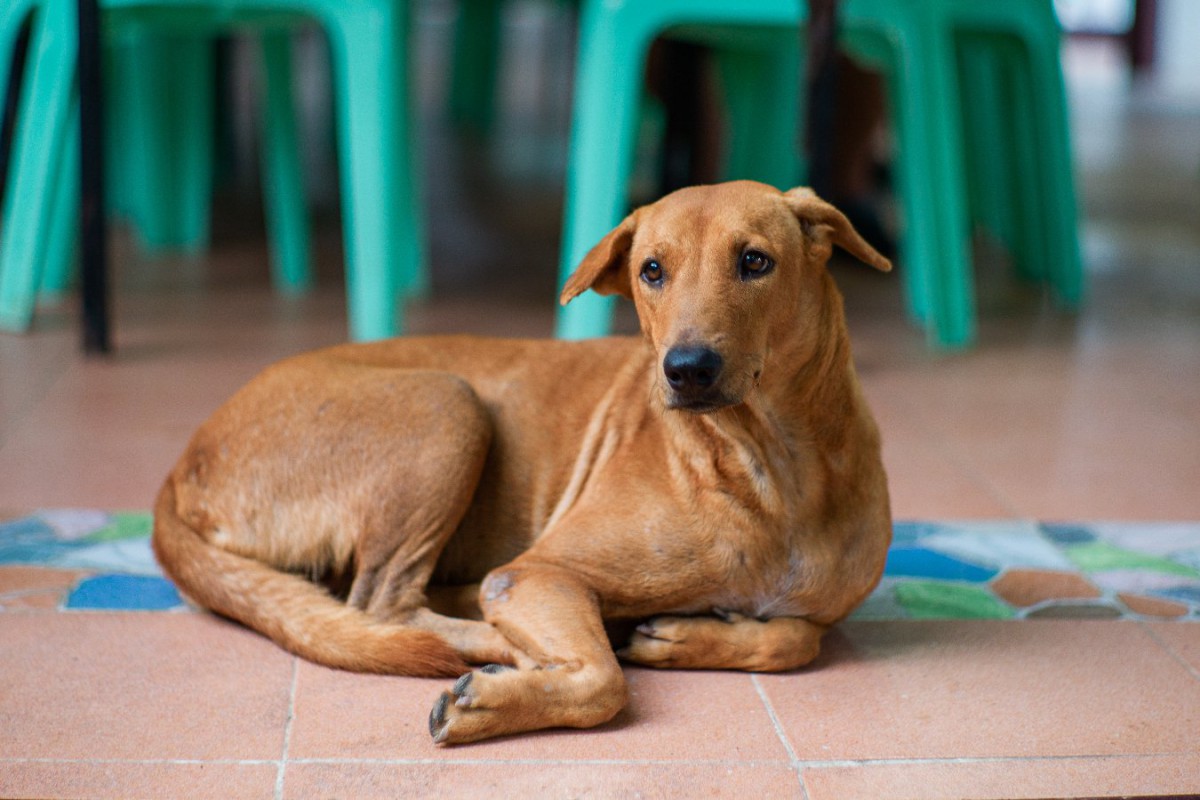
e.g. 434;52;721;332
77;0;111;354
805;0;839;199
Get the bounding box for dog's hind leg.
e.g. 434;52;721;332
330;373;523;667
160;362;514;673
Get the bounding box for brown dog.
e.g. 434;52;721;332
152;181;893;745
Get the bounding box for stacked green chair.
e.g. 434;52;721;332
1;0;419;341
448;0;503;136
947;0;1082;309
554;0;1082;348
1;0;77;316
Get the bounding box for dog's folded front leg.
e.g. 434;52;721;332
619;611;826;672
428;563;626;745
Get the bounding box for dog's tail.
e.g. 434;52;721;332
151;480;468;677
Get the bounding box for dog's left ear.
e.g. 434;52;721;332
559;212;638;305
783;187;892;273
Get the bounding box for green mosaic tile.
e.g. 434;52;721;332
896;581;1015;620
1064;541;1200;579
85;512;153;543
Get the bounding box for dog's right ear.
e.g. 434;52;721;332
784;187;892;273
559;213;638;305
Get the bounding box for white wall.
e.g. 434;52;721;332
1156;0;1200;100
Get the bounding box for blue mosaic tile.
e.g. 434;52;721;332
1040;523;1098;545
890;521;944;545
883;547;999;582
65;574;184;611
0;516;79;565
1154;585;1200;607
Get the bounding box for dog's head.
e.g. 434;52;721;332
560;181;891;412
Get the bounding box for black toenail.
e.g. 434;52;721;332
452;672;474;696
429;693;449;737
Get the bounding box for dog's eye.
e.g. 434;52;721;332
640;259;664;286
739;250;774;280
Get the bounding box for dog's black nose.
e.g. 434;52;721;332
663;346;723;394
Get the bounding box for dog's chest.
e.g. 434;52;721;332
678;424;829;618
703;523;821;618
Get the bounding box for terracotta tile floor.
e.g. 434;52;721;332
2;31;1200;800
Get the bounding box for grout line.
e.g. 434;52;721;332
1137;620;1200;682
2;752;1196;768
0;757;806;767
750;675;798;762
274;657;299;800
751;674;808;799
792;751;1200;769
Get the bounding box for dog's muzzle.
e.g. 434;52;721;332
662;345;732;412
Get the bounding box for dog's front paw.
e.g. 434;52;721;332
429;664;517;745
618;614;733;669
619;612;827;672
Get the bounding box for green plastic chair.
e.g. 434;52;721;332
447;0;582;136
2;2;308;316
554;0;1082;349
0;0;77;326
96;28;309;287
1;0;420;341
946;0;1082;309
449;0;503;135
554;0;975;347
116;30;216;255
1;3;228;301
555;0;808;339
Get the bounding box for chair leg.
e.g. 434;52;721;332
326;4;420;340
939;0;1083;308
914;14;975;348
1023;19;1083;308
958;39;1014;249
103;34;136;221
714;34;802;189
0;0;74;332
865;0;975;347
259;30;312;294
555;3;654;339
171;34;215;252
995;34;1047;284
124;31;213;254
1;2;37;182
449;0;503;135
40;94;80;299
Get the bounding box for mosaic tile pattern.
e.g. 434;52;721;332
2;512;1199;620
0;511;184;612
855;520;1200;621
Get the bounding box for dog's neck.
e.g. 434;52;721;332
654;281;863;522
768;273;862;446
